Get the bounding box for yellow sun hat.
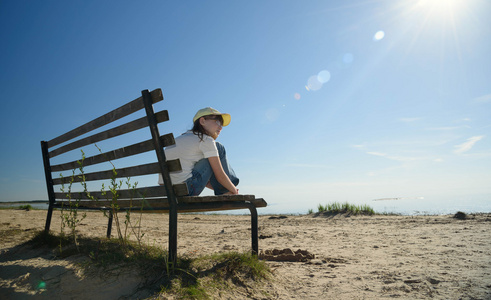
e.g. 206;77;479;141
193;107;231;126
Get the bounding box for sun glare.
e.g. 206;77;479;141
395;0;478;58
416;0;464;18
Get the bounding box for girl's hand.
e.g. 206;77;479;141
224;188;239;195
208;156;239;195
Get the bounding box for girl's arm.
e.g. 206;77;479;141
207;156;239;194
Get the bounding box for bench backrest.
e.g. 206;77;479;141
41;89;187;215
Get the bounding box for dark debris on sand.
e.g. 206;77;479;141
453;211;471;220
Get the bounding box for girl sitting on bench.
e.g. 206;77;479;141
159;107;239;196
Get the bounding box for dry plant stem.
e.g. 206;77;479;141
95;143;143;249
58;144;147;256
124;178;145;247
58;151;88;253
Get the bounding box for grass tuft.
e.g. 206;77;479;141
313;201;375;215
18;204;33;210
161;251;271;299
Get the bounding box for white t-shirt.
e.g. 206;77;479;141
158;131;218;185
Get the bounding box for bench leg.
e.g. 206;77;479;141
168;206;178;271
176;202;260;255
44;203;54;234
106;210;113;238
247;204;259;255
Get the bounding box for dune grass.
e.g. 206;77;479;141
309;201;375;215
163;251;271;299
18;204;33;210
28;231;271;299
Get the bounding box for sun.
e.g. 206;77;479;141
398;0;475;42
415;0;464;19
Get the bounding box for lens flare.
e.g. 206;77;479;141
306;75;322;91
265;108;280;122
373;30;385;41
294;93;301;100
343;53;354;64
317;70;331;83
37;281;47;290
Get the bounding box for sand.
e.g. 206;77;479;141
1;209;490;299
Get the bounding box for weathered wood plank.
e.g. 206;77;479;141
54;197;267;211
52;160;182;185
177;198;267;212
47;88;163;148
56;198;170;208
50;134;175;172
53;183;188;200
251;198;267;208
49;110;169;158
178;194;255;203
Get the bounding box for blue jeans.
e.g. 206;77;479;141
185;142;239;196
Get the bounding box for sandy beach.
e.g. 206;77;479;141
1;209;490;299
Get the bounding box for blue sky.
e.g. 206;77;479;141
1;0;490;214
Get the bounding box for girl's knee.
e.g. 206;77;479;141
215;142;226;157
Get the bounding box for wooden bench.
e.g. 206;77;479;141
41;89;267;264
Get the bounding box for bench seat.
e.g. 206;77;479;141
41;89;266;264
53;195;267;213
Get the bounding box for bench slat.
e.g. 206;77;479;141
48;88;163;148
124;203;266;213
53;183;188;200
54;196;266;211
51;134;175;172
52;160;182;184
176;198;267;212
49;110;169;158
179;194;255;203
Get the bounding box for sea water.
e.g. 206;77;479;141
370;194;491;215
1;194;490;215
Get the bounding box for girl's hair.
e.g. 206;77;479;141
192;115;224;141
